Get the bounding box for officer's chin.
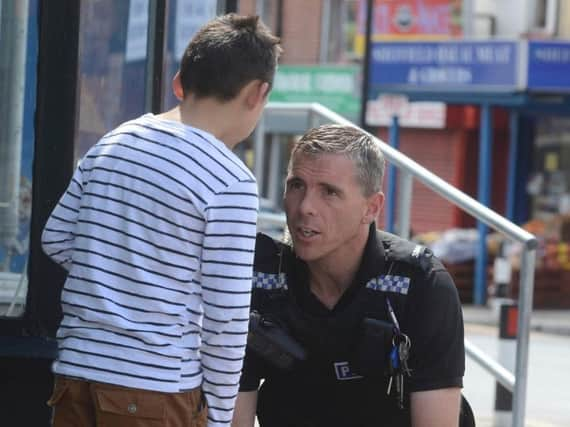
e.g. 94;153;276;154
291;244;318;263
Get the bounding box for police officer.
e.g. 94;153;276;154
232;125;465;427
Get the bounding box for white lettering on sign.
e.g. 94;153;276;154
273;73;312;92
475;45;511;64
534;47;570;63
436;46;459;63
366;97;446;129
314;73;353;93
407;66;472;84
372;44;513;65
274;72;354;94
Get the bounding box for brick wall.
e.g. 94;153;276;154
239;0;324;64
237;0;255;15
280;0;322;63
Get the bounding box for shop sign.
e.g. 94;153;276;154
527;41;570;93
270;65;361;121
366;95;446;128
354;0;462;55
368;40;521;95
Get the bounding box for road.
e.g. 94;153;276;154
464;324;570;427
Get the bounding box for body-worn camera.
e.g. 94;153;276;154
247;311;307;370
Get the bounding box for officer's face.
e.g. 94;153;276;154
284;152;382;268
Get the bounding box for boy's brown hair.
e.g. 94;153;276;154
179;14;282;101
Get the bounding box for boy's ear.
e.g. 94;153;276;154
245;80;270;109
172;72;184;101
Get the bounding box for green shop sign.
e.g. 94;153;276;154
270;65;361;121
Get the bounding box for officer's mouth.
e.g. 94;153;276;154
295;227;320;240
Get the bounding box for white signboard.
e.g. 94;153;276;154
175;0;218;61
366;95;446;129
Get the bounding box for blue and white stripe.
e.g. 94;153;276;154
253;272;287;290
366;274;411;295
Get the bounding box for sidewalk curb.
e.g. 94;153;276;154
464;317;570;336
462;305;570;337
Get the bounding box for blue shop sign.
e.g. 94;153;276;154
369;41;522;95
527;41;570;92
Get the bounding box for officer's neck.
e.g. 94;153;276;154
307;237;367;310
309;274;352;310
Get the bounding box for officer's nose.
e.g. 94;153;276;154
298;192;317;217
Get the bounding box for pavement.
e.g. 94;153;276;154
463;304;570;427
462;300;570;336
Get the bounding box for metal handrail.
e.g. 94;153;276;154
464;338;515;392
257;101;537;427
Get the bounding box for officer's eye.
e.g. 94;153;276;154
287;179;304;191
324;186;339;197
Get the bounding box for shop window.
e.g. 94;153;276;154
321;0;359;63
75;0;152;161
254;0;280;32
162;0;224;110
531;0;558;36
0;0;38;317
530;118;570;219
76;0;227;158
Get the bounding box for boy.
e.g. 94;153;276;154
42;14;281;427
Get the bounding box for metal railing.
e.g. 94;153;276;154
255;102;537;427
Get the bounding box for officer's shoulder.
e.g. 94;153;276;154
377;230;444;274
254;232;289;272
252;233;290;299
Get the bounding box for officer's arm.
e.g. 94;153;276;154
231;391;258;427
410;387;461;427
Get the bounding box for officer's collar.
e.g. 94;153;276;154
290;223;386;313
350;223;387;290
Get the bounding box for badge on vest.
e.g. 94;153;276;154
334;361;363;381
366;275;410;295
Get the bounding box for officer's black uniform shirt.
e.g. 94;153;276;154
240;226;465;427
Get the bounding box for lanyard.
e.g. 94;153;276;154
385;296;401;334
383;261;402;334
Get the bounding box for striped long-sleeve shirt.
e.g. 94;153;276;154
41;114;258;426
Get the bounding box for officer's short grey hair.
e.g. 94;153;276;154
289;124;385;197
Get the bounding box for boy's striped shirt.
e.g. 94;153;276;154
42;114;258;426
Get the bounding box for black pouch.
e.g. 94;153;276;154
351;317;395;378
247;311;307;370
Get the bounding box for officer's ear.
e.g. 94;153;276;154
363;191;384;225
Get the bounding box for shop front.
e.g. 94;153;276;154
364;39;570;306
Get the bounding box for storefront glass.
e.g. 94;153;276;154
0;0;38;317
162;0;221;110
75;0;152;161
530;117;570;220
527;117;570;276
